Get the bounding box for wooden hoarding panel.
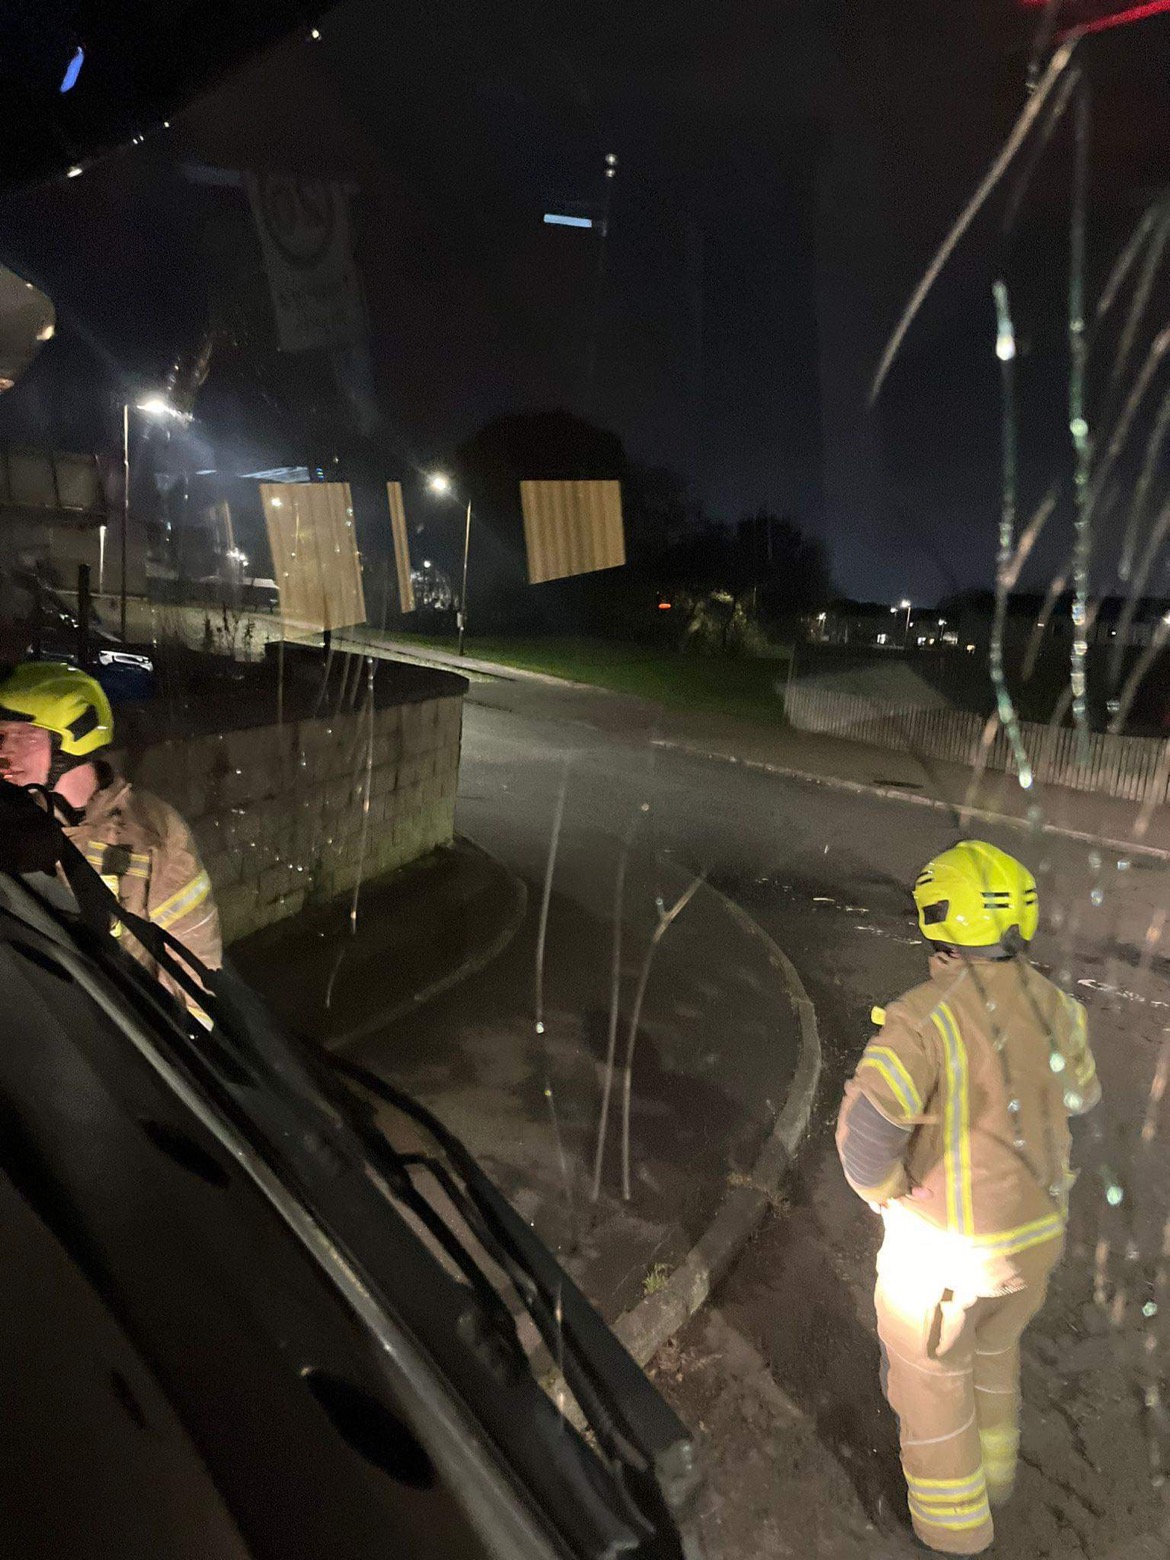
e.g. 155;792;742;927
261;481;366;633
520;479;625;585
386;481;415;614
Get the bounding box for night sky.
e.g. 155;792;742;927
1;0;1170;603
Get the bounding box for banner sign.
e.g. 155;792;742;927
246;173;364;353
520;479;626;584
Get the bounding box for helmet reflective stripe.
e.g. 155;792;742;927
0;661;113;757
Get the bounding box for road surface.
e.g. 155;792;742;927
306;637;1168;1557
441;664;1170;1560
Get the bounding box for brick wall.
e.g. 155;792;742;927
129;692;463;944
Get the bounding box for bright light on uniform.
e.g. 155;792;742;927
60;45;85;94
544;213;593;229
427;472;453;495
996;332;1016;363
66;164;83;178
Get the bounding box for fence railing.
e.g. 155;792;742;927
783;683;1170;807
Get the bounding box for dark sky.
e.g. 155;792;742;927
2;0;1170;603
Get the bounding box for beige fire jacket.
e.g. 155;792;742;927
64;772;222;1011
837;958;1100;1294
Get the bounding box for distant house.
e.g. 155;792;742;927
807;592;1170;654
806;599;955;649
940;592;1170;653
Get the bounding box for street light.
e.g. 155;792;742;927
426;471;473;656
897;598;912;646
120;393;190;640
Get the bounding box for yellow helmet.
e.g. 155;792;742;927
0;661;114;758
913;840;1039;950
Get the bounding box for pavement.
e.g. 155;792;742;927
231;836;525;1049
234;797;815;1342
241;633;1170;1556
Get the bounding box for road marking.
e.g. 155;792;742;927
854;923;921;946
1077;977;1170;1012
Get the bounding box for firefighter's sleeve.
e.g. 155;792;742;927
1061;994;1100;1116
835;1004;937;1204
147;811;223;1000
837;1092;912;1202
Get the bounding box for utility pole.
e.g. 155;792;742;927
584;152;618;413
459;498;472;657
121;401;130;641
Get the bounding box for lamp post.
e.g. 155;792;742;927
426;472;472;656
895;598;912;647
121;393;190;641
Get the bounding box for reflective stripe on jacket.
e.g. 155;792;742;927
64;774;222;1010
837;958;1099;1293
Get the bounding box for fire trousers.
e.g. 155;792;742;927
874;1234;1054;1554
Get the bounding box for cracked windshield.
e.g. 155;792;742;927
5;2;1170;1557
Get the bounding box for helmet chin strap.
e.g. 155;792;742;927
43;738;103;821
46;733;80;790
18;783;85;828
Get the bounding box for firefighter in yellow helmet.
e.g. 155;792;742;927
836;840;1099;1556
0;662;222;1012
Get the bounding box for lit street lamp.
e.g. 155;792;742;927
120;393;190;640
426;471;473;656
892;597;912;646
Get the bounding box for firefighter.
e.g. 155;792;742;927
836;840;1099;1556
0;661;221;1011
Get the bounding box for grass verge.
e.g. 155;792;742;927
395;634;794;724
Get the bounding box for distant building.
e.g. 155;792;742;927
805;593;1170;654
941;593;1170;653
807;600;954;649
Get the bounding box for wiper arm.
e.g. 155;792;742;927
332;1059;701;1548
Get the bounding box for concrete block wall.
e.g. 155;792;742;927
129;692;463;944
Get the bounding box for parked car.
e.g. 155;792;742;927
0;565;154;700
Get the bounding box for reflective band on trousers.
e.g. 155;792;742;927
979;1425;1019;1487
905;1469;991;1533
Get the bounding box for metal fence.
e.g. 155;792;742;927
784;683;1170;806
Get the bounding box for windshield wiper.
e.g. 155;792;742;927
331;1059;701;1540
0;778;701;1555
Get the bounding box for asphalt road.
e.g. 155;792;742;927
450;666;1170;1560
